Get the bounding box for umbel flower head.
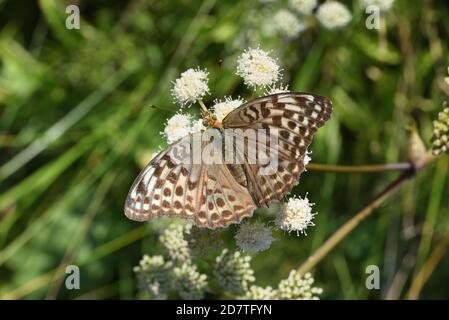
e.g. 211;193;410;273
240;285;277;300
236;47;281;89
289;0;318;15
134;255;173;299
171;68;210;106
158;223;192;264
214;249;255;293
431;104;449;156
212;97;245;122
276;195;316;235
172;264;208;300
359;0;395;12
162;113;192;144
316;1;352;30
273;9;306;39
277;271;323;300
235;221;274;253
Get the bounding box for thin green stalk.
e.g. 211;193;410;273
306;162;413;173
298;153;436;275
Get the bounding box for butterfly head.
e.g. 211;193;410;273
202;111;223;129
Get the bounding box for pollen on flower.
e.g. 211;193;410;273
316;1;352;30
273;9;306;39
235;221;274;253
276;195;316;235
212;97;245;121
359;0;395;12
162;113;192;144
236;47;281;89
289;0;318;15
171;68;210;106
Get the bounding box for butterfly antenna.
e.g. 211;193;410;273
147;104;176;112
212;58;224;98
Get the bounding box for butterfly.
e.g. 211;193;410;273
124;92;332;229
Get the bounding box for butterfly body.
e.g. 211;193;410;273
125;92;332;229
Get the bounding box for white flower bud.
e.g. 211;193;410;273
316;1;352;30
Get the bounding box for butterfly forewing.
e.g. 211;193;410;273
125;92;332;229
124;133;257;228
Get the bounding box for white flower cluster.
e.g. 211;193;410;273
432;105;449;156
316;1;352;30
235;221;274;253
163;47;285;145
171;68;209;106
135;228;324;299
240;285;277;300
212;97;245;122
236;47;281;89
214;249;255;293
240;272;323;300
172;264;208;300
273;9;306;39
360;0;395;12
289;0;318;15
162;97;247;143
134;223;209;300
159;223;192;264
276;195;316;235
162;113;193;144
134;255;173;299
278;271;323;300
268;0;318;39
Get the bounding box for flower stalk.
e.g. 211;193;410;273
298;153;436;275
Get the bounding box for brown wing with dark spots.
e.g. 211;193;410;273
222;92;332;207
124;131;256;229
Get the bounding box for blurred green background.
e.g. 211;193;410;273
0;0;448;299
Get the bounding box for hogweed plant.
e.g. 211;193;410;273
128;46;447;300
134;222;322;300
128;47;328;299
232;0;396;70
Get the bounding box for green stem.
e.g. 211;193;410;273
198;99;208;113
298;153;436;275
306;162;413;173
